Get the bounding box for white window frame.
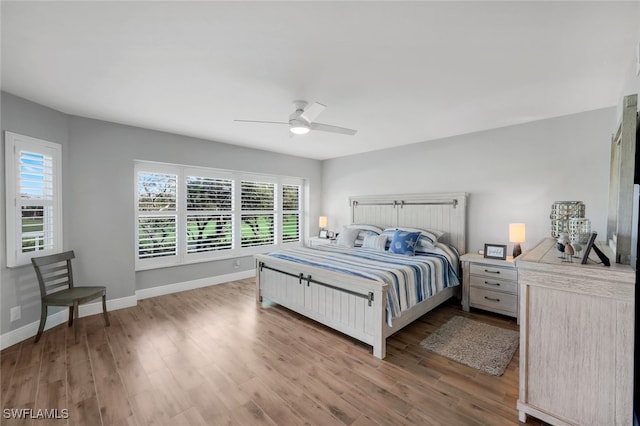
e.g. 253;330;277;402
135;162;180;270
5;132;63;267
135;161;304;270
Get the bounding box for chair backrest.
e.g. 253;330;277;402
31;250;75;298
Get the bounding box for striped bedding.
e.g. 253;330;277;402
267;244;460;326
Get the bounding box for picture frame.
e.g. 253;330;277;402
580;232;610;266
319;229;328;239
484;243;507;260
580;232;597;264
327;230;335;239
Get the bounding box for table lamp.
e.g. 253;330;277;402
509;223;526;258
319;216;328;237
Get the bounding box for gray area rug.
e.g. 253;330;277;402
420;316;519;376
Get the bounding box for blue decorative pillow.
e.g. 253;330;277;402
388;230;421;256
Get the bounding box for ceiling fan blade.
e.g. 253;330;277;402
300;102;326;123
234;119;288;125
310;122;358;136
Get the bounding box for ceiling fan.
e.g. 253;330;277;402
235;100;357;136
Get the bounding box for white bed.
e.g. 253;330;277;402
255;192;468;359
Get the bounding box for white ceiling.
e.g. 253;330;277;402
2;1;639;160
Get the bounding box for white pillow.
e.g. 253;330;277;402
361;234;387;251
336;227;360;248
346;224;384;234
347;224;384;246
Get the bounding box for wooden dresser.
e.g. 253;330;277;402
516;238;635;426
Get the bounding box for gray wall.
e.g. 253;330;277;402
1;92;323;335
1;92;71;333
67;116;322;293
616;5;640;120
321;108;616;255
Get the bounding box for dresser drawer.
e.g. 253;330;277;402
470;263;517;281
470;288;518;314
469;275;517;294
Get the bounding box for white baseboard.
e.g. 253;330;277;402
135;269;255;300
1;269;256;350
0;295;137;351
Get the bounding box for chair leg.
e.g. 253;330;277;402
68;306;74;327
102;294;110;327
73;302;80;344
34;304;48;343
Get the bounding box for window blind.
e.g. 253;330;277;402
240;180;275;248
18;151;55;253
282;184;300;243
186;176;233;253
137;172;178;260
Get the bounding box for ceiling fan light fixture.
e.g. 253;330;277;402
290;122;310;135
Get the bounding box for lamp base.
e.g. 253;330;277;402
513;243;522;258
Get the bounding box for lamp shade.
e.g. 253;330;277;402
318;216;328;229
509;223;526;243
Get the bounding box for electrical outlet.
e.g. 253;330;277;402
234;259;241;269
10;306;21;322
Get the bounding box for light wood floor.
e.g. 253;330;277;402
1;278;542;425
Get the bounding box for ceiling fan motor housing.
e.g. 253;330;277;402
289;102;311;134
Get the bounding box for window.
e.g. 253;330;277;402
136;170;178;265
282;184;301;243
186;175;233;254
5;132;62;267
240;180;275;247
135;161;304;270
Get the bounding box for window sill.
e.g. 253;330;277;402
134;242;303;271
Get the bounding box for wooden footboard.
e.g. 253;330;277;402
255;254;459;359
256;254;389;358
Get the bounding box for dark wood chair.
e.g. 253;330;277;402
31;250;109;343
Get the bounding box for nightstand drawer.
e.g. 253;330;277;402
470;288;518;313
469;275;517;294
470;263;517;281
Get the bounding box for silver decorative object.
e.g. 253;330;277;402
568;218;591;244
550;201;585;238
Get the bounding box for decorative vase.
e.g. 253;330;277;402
569;218;591;244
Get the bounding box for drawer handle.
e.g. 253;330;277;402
484;269;501;274
484;281;501;286
484;296;500;302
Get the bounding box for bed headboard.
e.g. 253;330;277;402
349;192;468;255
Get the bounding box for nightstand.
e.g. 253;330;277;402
460;253;518;323
308;237;335;247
